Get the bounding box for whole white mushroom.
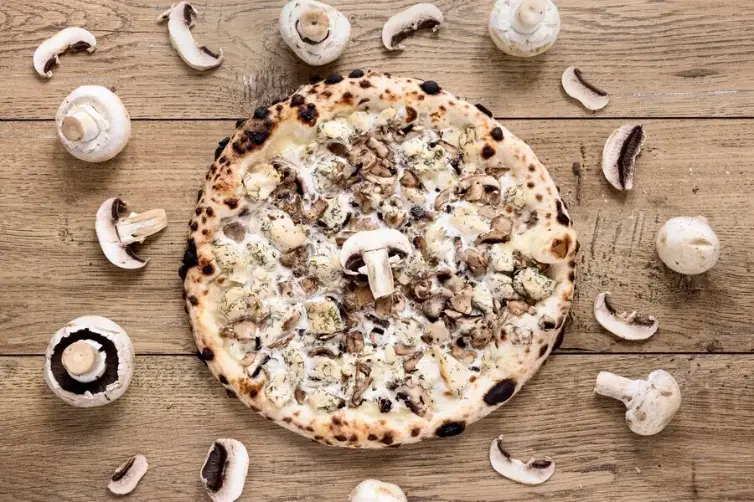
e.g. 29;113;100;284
656;216;720;275
279;0;351;66
488;0;560;57
348;479;407;502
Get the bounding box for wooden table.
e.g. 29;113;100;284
1;1;753;500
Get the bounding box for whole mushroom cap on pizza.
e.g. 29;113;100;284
181;71;577;448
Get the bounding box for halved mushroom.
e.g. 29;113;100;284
489;0;560;58
340;229;412;299
56;85;131;163
33;27;96;79
602;124;645;190
108;454;148;495
44;316;134;407
200;439;249;502
594;292;659;341
96;198;168;269
489;435;555;485
158;2;223;70
561;66;610;111
348;479;407;502
382;3;444;51
279;0;351;66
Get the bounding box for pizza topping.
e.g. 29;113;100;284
489;243;516;272
307;388;344;411
602;124;645;190
512;267;555;301
382;3;444;51
221;288;267;323
213;243;247;282
594;369;681;436
396;384;432;417
200;439;249;502
594;292;659;341
279;0;351;66
655;216;720;275
243;162;282;202
108;454;148;496
489;0;560;58
434;347;471;395
158;2;223;71
262;209;307;251
348;479;407;502
340;229;412;299
305;299;344;334
561;66;609;111
265;369;294;407
319;193;351;230
459;175;501;204
489;435;555;485
96;198;168;270
34;27;97;79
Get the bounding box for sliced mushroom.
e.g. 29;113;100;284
279;0;351;66
489;435;555;485
108;454;148;495
348;479;407;502
594;292;658;341
422;296;447;322
200;439;249;502
56;85;131;163
602;124;645;190
158;2;223;70
382;3;444;51
33;27;96;79
489;0;560;57
95;198;168;269
656;216;720;275
561;66;610;111
396;384;432;417
44;316;134;407
340;229;412;299
449;285;473;314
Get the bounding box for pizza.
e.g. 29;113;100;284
181;71;577;448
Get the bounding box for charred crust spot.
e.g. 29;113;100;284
325;73;343;84
484;379;516;405
200;347;214;361
528;164;536;172
368;434;378;441
536;194;543;202
435;421;466;438
332;417;342;426
306;426;315;432
248;130;269;145
309;74;323;84
206;207;214;217
290;94;305;106
282;417;292;423
225;198;238;209
322;90;332;98
555;199;570;226
411;427;421;437
298;103;319;125
334;434;347;442
538;344;549;358
380;434;394;445
179;239;199;279
253;107;268;119
218;375;228;385
350;434;358;442
569;271;576;282
235;118;247;128
357;97;369;105
225;389;237;399
491;127;504;141
202;229;210;237
419;80;441;95
481;145;496;159
527;181;535;189
406;106;418;123
188;295;199;306
340;91;353;104
348;69;365;78
249;388;258;398
202;264;215;275
190;222;199;231
275;104;283;112
475;103;493;117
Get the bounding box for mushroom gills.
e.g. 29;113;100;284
489;436;555;485
561;66;609;111
593;292;658;341
382;3;444;51
33;27;97;78
108;454;148;495
158;2;223;70
601;124;645;190
200;439;249;502
96;198;168;269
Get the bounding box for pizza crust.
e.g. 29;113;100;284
182;72;577;448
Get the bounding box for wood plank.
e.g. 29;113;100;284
1;119;752;354
1;0;754;119
0;354;751;501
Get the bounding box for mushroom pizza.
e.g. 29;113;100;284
182;72;578;447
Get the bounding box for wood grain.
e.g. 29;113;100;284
1;0;754;119
1;119;752;355
0;354;751;501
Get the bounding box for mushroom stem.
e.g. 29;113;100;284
594;371;637;404
297;8;330;43
116;209;169;246
515;0;546;32
61;106;102;142
363;248;394;299
62;340;98;376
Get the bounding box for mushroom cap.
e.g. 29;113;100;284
33;27;97;79
44;315;135;407
626;369;682;435
601;124;645;190
488;0;560;57
561;66;610;111
96;197;168;269
200;438;249;502
108;454;149;495
56;85;131;163
656;216;720;275
348;479;407;502
279;0;351;66
594;292;659;341
381;3;444;51
489;435;555;485
339;229;412;274
158;2;224;70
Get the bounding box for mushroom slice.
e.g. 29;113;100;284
489;436;555;485
348;479;407;502
44;315;135;407
382;3;444;51
279;0;351;66
33;27;97;78
96;198;168;269
200;439;249;502
108;454;148;495
561;66;609;111
340;229;412;299
56;85;131;163
601;124;646;191
594;292;658;341
158;2;223;70
488;0;560;58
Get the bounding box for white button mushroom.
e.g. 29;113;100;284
200;439;249;502
56;85;131;163
108;454;149;495
489;435;555;485
348;479;407;502
279;0;351;66
602;124;646;190
382;3;444;51
656;216;720;275
594;369;681;435
561;66;610;111
488;0;560;57
33;27;97;79
340;229;413;299
594;292;659;341
95;198;168;269
158;2;223;70
44;316;135;407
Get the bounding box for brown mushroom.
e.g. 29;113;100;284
403;352;424;372
463;248;489;276
396;384;432;417
449;285;473;314
422;296;447;321
345;331;365;353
